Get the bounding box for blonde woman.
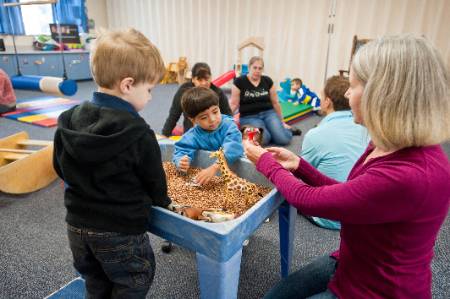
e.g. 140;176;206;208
244;35;450;299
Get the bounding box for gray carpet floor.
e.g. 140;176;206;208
0;81;448;299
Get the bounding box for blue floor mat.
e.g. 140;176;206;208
45;277;84;299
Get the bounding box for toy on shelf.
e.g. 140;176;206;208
161;56;189;84
33;35;60;51
0;131;57;194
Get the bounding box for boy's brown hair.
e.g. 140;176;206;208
292;78;303;86
181;87;219;118
324;75;350;111
90;28;165;89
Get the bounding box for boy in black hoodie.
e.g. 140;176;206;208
53;28;171;298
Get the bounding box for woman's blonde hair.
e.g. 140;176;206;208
90;28;165;88
352;35;450;150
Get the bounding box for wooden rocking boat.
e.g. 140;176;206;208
0;131;57;194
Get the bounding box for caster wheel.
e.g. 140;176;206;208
161;241;173;253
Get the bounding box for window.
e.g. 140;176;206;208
19;0;53;35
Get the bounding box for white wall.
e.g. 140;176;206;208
106;0;330;91
86;0;108;32
328;0;450;79
104;0;450;92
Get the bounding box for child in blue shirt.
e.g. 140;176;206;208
173;86;243;185
290;77;321;111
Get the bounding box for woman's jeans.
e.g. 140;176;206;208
67;224;155;299
240;109;292;146
264;255;338;299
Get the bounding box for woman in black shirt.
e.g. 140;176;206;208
231;56;298;145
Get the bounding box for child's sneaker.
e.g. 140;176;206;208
291;128;302;136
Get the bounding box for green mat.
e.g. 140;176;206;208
280;101;313;122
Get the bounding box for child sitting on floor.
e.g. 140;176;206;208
289;78;304;106
173;86;243;186
290;77;321;111
0;69;16;114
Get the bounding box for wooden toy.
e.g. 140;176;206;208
236;37;264;77
0;131;57;194
161;56;189;84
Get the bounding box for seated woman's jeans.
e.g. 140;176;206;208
67;224;155;299
264;255;337;299
240;109;292;146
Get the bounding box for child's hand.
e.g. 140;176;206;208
194;164;219;185
178;155;190;173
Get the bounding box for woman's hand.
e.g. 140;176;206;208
178;155;190;173
195;164;219;185
243;139;268;164
282;122;292;129
266;147;300;171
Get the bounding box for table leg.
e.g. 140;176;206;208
196;248;243;299
278;200;296;277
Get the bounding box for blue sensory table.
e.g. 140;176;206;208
151;139;297;299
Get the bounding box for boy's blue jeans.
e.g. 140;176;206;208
264;255;337;299
67;224;155;299
240;109;292;146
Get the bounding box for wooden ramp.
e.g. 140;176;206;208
0;131;57;194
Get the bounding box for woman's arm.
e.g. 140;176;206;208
294;158;340;186
161;86;186;137
269;85;284;120
230;85;241;114
263;146;339;186
256;152;424;224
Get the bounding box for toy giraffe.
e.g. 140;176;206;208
210;148;257;208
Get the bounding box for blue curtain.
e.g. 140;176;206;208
0;0;25;35
52;0;87;33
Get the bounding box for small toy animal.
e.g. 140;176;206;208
210;148;258;208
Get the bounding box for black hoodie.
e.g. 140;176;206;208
53;93;171;234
